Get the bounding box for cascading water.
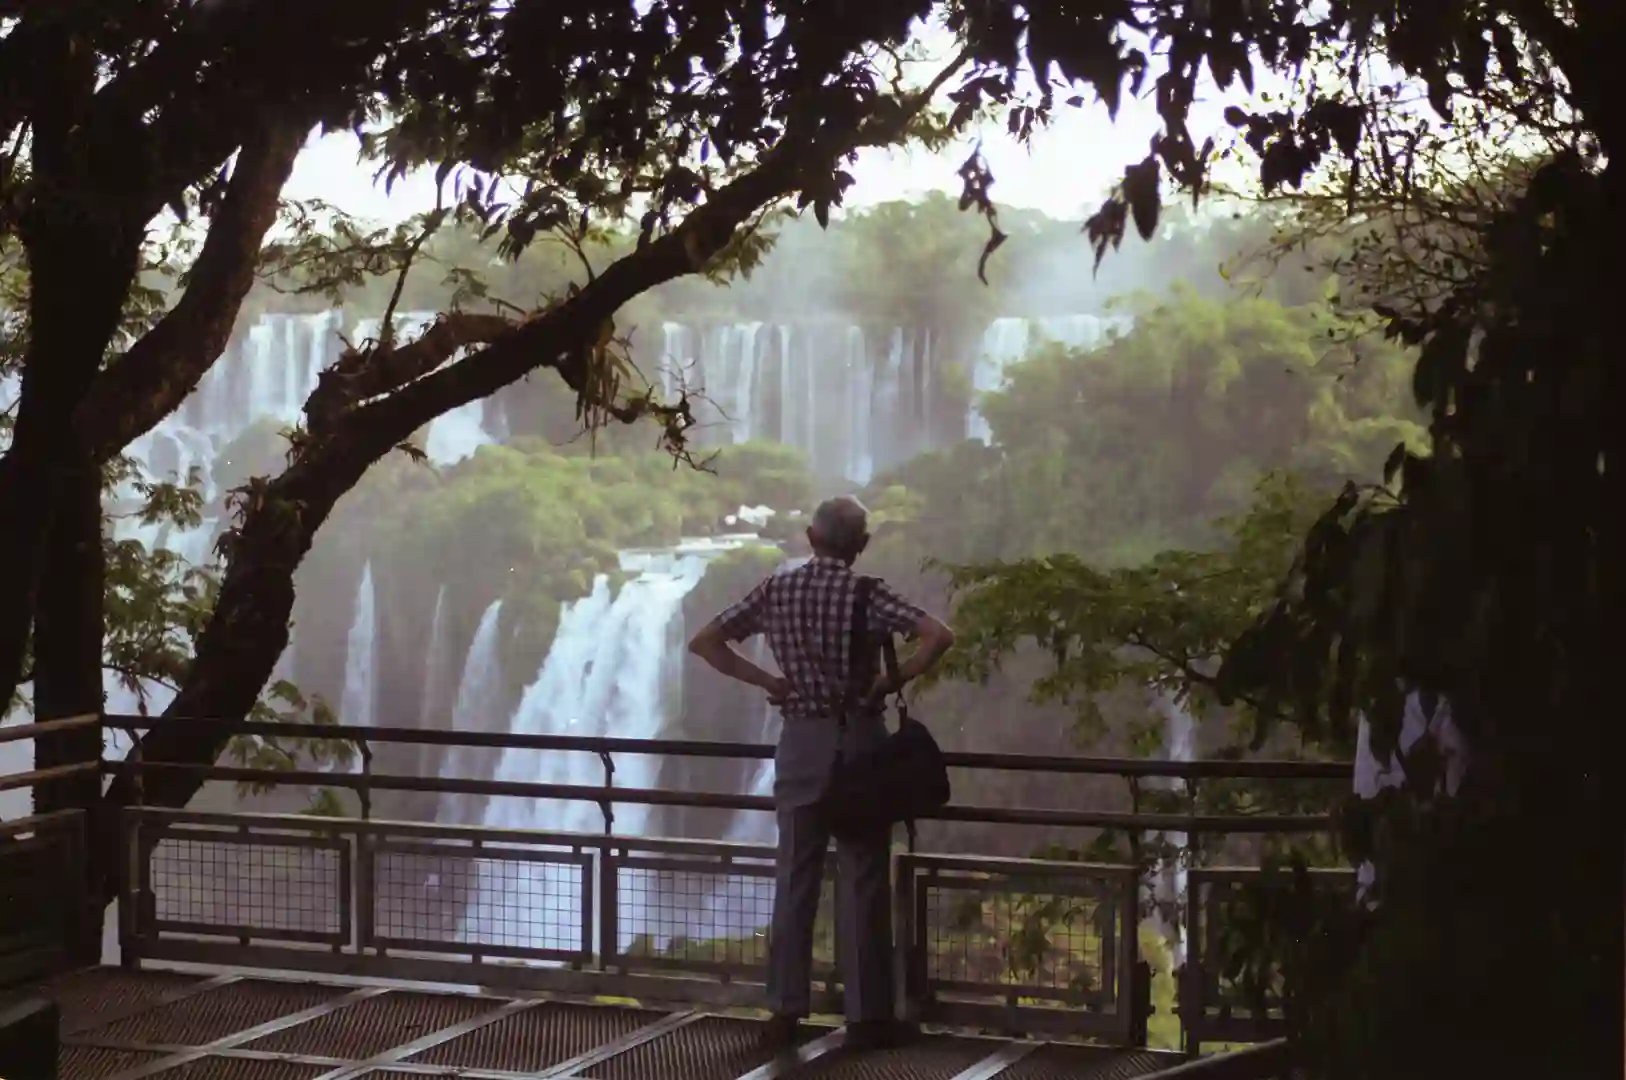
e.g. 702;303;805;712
968;318;1034;443
487;542;739;838
726;636;782;846
439;600;505;793
418;588;451;731
967;313;1134;443
652;320;923;483
459;536;765;954
340;563;378;730
724;554;805;845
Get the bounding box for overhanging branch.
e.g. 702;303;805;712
348;52;974;453
78;114;307;463
303;311;516;433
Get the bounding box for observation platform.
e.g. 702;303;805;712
5;713;1344;1080
42;965;1174;1080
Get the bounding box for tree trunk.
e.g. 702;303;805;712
31;456;106;814
0;228;142;715
90;445;376;903
29;454;106;965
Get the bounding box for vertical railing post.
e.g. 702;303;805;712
597;750;616;836
1178;776;1201;1054
1122;775;1148;1049
121;732;149;972
892;852;917;1023
1180;873;1205;1058
355;739;373;958
576;840;594;972
912;865;935;1020
118;805;139;972
130;731;145;809
358;738;374;822
599;838;619;973
595;751;617;973
1116;868;1141;1047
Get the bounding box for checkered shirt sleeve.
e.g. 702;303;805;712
712;578;771;642
868;578;928;639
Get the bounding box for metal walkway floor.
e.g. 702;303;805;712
38;967;1176;1080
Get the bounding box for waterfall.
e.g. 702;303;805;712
967;313;1134;443
968;318;1034;443
651;320;940;483
340;563;377;729
460;536;762;954
418;589;451;729
844;325;874;483
425;400;496;464
486;549;714;838
726;636;782;845
440;600;505;789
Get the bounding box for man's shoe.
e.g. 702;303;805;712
844;1019;920;1052
761;1014;804;1053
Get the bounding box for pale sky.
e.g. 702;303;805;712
284;24;1280;225
284;97;1240;223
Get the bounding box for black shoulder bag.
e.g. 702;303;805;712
815;576;952;841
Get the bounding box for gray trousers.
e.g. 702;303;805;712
767;804;894;1022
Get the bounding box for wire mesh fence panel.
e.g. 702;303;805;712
898;855;1139;1040
146;828;346;943
918;873;1116;1008
605;843;839;982
369;836;593;963
1182;867;1357;1046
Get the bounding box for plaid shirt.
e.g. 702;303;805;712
711;556;928;720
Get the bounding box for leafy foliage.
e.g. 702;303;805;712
931;473;1327;748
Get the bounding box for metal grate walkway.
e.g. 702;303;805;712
36;968;1178;1080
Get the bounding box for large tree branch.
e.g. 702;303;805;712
303;311;516;432
349;62;973;450
78;114;306;463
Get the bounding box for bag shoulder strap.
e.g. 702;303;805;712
881;633;909;722
837;575;877;731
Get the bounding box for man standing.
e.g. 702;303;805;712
688;495;956;1052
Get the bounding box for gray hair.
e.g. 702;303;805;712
808;495;869;556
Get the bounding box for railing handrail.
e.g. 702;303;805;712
0;808;85;839
101;758;1335;834
0;712;100;746
100;713;1352;781
0;761;100;795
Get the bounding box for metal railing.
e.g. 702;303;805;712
100;713;1349;838
13;711;1355;1049
119;807;1156;1035
1180;866;1357;1054
0;712;102;990
0;809;90;989
0;713;101;800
